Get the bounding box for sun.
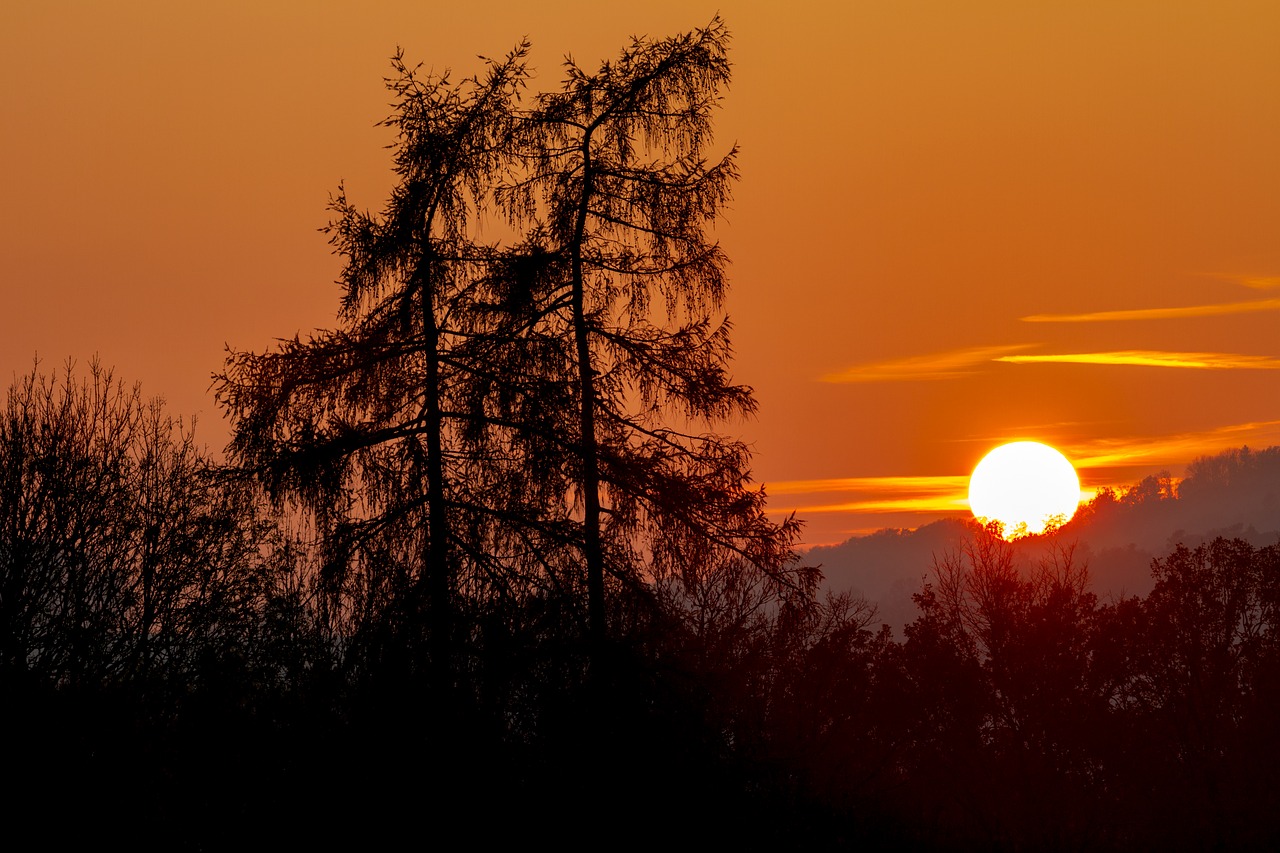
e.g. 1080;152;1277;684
968;441;1081;538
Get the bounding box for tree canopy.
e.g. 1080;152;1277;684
215;16;810;678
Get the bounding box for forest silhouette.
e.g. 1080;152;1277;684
5;19;1280;850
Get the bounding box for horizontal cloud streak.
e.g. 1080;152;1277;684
769;473;1094;516
1201;272;1280;290
767;475;972;515
1065;420;1280;470
768;475;968;496
997;350;1280;370
794;495;973;514
1239;275;1280;290
1023;297;1280;322
822;344;1031;383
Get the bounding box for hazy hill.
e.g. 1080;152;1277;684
810;446;1280;631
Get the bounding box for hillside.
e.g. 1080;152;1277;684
810;446;1280;630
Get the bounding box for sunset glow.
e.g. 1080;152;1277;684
3;2;1278;547
3;8;1279;845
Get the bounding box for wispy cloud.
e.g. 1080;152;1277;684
797;495;974;514
822;344;1032;383
997;350;1280;370
1065;420;1280;470
768;475;968;496
1022;297;1280;323
1238;276;1280;290
767;475;972;515
1200;272;1280;290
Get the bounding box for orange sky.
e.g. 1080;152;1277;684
4;1;1278;545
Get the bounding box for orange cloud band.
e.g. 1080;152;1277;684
1238;276;1280;290
997;350;1280;369
766;474;971;515
766;475;970;496
1023;297;1280;322
822;344;1032;383
1064;420;1280;469
1198;273;1280;290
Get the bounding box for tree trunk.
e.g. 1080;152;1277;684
420;256;453;695
570;139;606;651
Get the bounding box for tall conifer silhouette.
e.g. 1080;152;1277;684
217;19;810;678
503;18;811;646
217;45;532;686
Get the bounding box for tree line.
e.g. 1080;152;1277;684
4;19;1279;849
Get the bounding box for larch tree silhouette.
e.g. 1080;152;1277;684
217;44;533;690
503;17;813;650
216;18;810;686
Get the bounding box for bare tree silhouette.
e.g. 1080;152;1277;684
0;359;270;692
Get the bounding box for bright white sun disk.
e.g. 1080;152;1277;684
968;441;1080;537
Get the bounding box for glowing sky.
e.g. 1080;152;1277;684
4;1;1278;544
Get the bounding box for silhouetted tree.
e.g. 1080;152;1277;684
218;22;810;689
216;45;533;692
502;17;811;648
1133;538;1280;845
0;359;279;694
205;23;832;840
889;523;1119;846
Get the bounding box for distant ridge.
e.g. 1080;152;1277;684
810;446;1280;631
